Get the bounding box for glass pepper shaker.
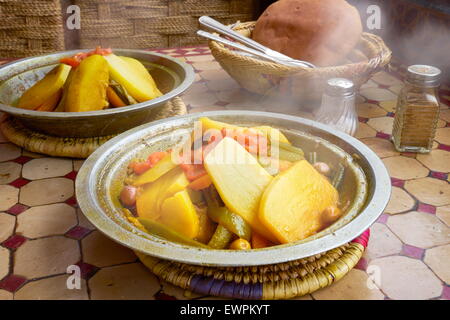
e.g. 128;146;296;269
392;65;441;153
315;78;358;136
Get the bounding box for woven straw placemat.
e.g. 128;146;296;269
137;229;370;300
0;97;187;159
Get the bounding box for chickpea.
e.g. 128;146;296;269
120;185;137;207
313;162;331;176
229;238;252;250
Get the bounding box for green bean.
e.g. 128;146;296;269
277;148;304;162
332;163;345;189
137;218;209;248
278;141;305;157
208;207;252;241
207;225;234;249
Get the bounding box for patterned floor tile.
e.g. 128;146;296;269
14;236;80;279
0;212;15;243
359;137;400;158
0;289;13;300
0;274;26;293
364;223;403;260
1;47;448;300
73;160;84;172
439;109;450;123
435;127;450;145
355;122;377;139
16;203;77;238
0;247;9;280
387;85;402;95
198;69;230;82
382;156;429;180
81;231;136;268
14;275;89;300
416;149;450;173
371;71;404;87
185;55;215;62
19;178;74;207
89;263;160;300
360;87;398;102
193;61;221;71
205;77;240;91
76;208;95;230
360;80;378;89
437;119;447;128
0;143;21;162
405;177;450;206
369;256;442;300
436;205;450;227
22;158;72;180
379;100;397;113
367;117;394;134
387;211;449;248
357;103;388;118
0;185;18;211
384;186;415;215
312;269;384;300
0;162;21;184
424;244;450;284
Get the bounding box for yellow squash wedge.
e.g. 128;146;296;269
136;167;189;221
259;160;339;244
35;89;62;112
204;137;277;242
159;190;200;239
120;56;162;97
54;68;76;112
17;63;71;110
104;54;162;102
199;117;238;133
65;54;109;112
132;153;176;187
252;125;290;144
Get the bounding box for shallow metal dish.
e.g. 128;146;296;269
0;49;194;137
76;111;391;267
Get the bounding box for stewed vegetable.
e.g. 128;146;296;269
16;46;162;112
119;117;344;249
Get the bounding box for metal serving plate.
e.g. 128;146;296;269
76;111;391;267
0;49;194;137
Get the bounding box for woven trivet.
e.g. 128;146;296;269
136;229;370;300
0;97;187;159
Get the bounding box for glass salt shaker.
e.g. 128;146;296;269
391;65;441;153
314;78;358;136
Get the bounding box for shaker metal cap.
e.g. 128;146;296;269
325;78;355;96
407;65;441;87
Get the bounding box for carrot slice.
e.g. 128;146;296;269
251;232;273;249
188;174;212;190
180;163;208;181
129;160;152;175
148;151;167;167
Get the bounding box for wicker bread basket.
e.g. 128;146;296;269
209;21;392;103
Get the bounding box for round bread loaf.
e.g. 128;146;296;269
252;0;363;67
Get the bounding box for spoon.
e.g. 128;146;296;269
198;15;315;69
197;30;312;68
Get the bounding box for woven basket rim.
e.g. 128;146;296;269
208;21;392;75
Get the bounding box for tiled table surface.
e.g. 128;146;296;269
0;46;449;300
